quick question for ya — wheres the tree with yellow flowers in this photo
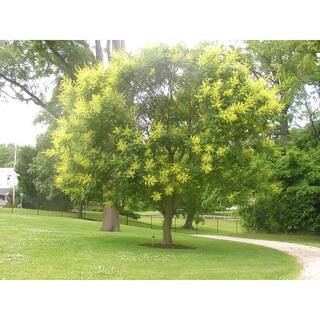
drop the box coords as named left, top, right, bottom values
left=52, top=44, right=281, bottom=247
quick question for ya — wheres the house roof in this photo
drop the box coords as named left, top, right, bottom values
left=0, top=168, right=18, bottom=188
left=0, top=187, right=11, bottom=195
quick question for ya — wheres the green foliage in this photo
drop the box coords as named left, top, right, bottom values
left=15, top=134, right=72, bottom=210
left=0, top=144, right=14, bottom=167
left=241, top=143, right=320, bottom=234
left=15, top=146, right=38, bottom=207
left=119, top=209, right=141, bottom=220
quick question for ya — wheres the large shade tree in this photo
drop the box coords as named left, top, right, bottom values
left=52, top=44, right=281, bottom=246
left=245, top=40, right=320, bottom=143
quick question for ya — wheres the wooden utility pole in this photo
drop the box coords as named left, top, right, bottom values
left=12, top=144, right=17, bottom=208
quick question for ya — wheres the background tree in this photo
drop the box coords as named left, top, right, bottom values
left=245, top=40, right=320, bottom=143
left=0, top=144, right=15, bottom=167
left=15, top=146, right=38, bottom=208
left=15, top=137, right=72, bottom=210
left=241, top=141, right=320, bottom=234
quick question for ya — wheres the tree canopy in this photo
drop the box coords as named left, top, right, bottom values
left=52, top=44, right=282, bottom=246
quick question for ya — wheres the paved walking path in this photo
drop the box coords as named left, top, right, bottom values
left=193, top=235, right=320, bottom=280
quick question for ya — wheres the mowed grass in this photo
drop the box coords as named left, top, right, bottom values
left=0, top=212, right=300, bottom=280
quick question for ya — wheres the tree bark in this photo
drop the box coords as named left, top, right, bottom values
left=279, top=108, right=290, bottom=143
left=162, top=197, right=175, bottom=247
left=183, top=212, right=195, bottom=229
left=101, top=206, right=120, bottom=232
left=112, top=40, right=121, bottom=51
left=106, top=40, right=111, bottom=62
left=95, top=40, right=104, bottom=62
left=78, top=201, right=84, bottom=219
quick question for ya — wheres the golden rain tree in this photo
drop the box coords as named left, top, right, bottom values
left=52, top=44, right=282, bottom=247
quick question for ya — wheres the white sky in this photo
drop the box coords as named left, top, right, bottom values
left=0, top=99, right=47, bottom=146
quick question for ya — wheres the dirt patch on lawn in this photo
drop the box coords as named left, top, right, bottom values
left=140, top=243, right=195, bottom=249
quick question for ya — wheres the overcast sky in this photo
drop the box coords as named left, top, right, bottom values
left=0, top=99, right=47, bottom=146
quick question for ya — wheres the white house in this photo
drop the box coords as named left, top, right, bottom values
left=0, top=168, right=18, bottom=206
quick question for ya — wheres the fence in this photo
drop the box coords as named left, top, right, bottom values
left=0, top=207, right=241, bottom=234
left=123, top=213, right=241, bottom=234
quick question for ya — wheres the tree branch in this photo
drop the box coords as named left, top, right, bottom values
left=0, top=72, right=57, bottom=119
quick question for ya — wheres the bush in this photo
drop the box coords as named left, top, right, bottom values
left=241, top=146, right=320, bottom=234
left=119, top=209, right=141, bottom=220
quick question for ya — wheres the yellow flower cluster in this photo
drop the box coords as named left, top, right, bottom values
left=159, top=169, right=169, bottom=184
left=229, top=74, right=240, bottom=87
left=123, top=126, right=131, bottom=136
left=145, top=148, right=153, bottom=157
left=73, top=153, right=90, bottom=169
left=164, top=185, right=174, bottom=196
left=151, top=192, right=161, bottom=202
left=176, top=172, right=189, bottom=184
left=201, top=153, right=212, bottom=163
left=144, top=175, right=157, bottom=186
left=80, top=131, right=93, bottom=143
left=216, top=147, right=228, bottom=157
left=220, top=110, right=237, bottom=123
left=145, top=158, right=155, bottom=171
left=205, top=144, right=213, bottom=153
left=113, top=127, right=121, bottom=135
left=201, top=145, right=213, bottom=174
left=223, top=88, right=233, bottom=97
left=191, top=135, right=201, bottom=154
left=170, top=163, right=189, bottom=184
left=116, top=139, right=127, bottom=152
left=150, top=122, right=164, bottom=140
left=134, top=133, right=143, bottom=144
left=201, top=163, right=213, bottom=174
left=127, top=161, right=140, bottom=178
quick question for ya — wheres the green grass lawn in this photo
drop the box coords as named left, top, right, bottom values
left=0, top=211, right=300, bottom=279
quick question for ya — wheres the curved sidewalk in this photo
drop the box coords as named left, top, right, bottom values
left=193, top=234, right=320, bottom=280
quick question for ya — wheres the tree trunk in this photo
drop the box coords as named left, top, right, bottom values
left=112, top=40, right=121, bottom=51
left=106, top=40, right=125, bottom=63
left=101, top=206, right=120, bottom=232
left=95, top=40, right=103, bottom=62
left=106, top=40, right=111, bottom=62
left=78, top=201, right=84, bottom=219
left=162, top=197, right=175, bottom=247
left=183, top=212, right=195, bottom=229
left=279, top=107, right=290, bottom=144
